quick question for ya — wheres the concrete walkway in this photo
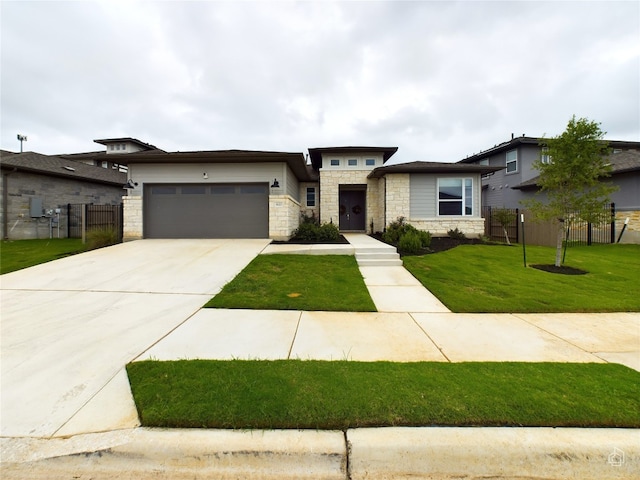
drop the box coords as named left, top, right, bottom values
left=1, top=235, right=639, bottom=479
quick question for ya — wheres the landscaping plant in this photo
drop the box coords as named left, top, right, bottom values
left=382, top=216, right=431, bottom=253
left=523, top=116, right=617, bottom=267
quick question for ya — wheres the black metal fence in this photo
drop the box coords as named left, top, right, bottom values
left=483, top=204, right=616, bottom=246
left=67, top=204, right=123, bottom=242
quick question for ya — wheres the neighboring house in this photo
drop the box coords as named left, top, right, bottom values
left=0, top=150, right=126, bottom=240
left=57, top=137, right=163, bottom=172
left=458, top=136, right=640, bottom=242
left=119, top=142, right=500, bottom=241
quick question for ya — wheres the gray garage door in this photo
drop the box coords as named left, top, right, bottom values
left=144, top=183, right=269, bottom=238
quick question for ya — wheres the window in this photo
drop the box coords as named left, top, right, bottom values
left=306, top=187, right=316, bottom=207
left=115, top=144, right=120, bottom=151
left=330, top=159, right=340, bottom=166
left=540, top=147, right=551, bottom=164
left=348, top=159, right=358, bottom=166
left=438, top=178, right=473, bottom=216
left=101, top=161, right=108, bottom=169
left=109, top=145, right=114, bottom=151
left=506, top=149, right=517, bottom=173
left=479, top=159, right=489, bottom=166
left=365, top=158, right=375, bottom=166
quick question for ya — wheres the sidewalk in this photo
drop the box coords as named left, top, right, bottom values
left=2, top=235, right=638, bottom=479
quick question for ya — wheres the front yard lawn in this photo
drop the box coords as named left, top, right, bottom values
left=403, top=244, right=640, bottom=313
left=1, top=238, right=85, bottom=274
left=205, top=254, right=376, bottom=311
left=127, top=360, right=640, bottom=429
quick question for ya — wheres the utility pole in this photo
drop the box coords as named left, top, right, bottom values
left=17, top=134, right=27, bottom=152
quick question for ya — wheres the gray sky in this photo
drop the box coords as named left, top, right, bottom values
left=2, top=1, right=638, bottom=164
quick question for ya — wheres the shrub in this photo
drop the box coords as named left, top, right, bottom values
left=86, top=227, right=118, bottom=250
left=447, top=228, right=466, bottom=240
left=398, top=231, right=423, bottom=254
left=290, top=217, right=340, bottom=242
left=382, top=217, right=431, bottom=251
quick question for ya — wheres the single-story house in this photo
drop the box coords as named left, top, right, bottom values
left=1, top=150, right=126, bottom=240
left=117, top=140, right=501, bottom=241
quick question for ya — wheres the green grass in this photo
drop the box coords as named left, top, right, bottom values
left=1, top=238, right=85, bottom=274
left=403, top=243, right=640, bottom=312
left=127, top=360, right=640, bottom=429
left=205, top=255, right=376, bottom=311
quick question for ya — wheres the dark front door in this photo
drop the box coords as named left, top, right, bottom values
left=339, top=189, right=366, bottom=231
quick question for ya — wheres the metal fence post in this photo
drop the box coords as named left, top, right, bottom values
left=610, top=203, right=616, bottom=244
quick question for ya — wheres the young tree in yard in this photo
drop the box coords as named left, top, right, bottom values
left=493, top=208, right=516, bottom=245
left=524, top=116, right=617, bottom=267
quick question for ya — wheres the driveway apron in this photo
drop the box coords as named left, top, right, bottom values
left=0, top=239, right=269, bottom=438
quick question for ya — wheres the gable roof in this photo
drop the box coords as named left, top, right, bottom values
left=117, top=149, right=318, bottom=181
left=512, top=149, right=640, bottom=190
left=308, top=147, right=398, bottom=171
left=368, top=161, right=503, bottom=179
left=0, top=151, right=127, bottom=186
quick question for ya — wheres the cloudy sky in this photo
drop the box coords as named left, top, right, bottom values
left=1, top=1, right=638, bottom=164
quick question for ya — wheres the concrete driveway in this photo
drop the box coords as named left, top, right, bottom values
left=0, top=239, right=270, bottom=438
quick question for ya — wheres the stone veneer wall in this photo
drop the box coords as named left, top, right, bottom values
left=270, top=194, right=300, bottom=240
left=615, top=209, right=640, bottom=244
left=383, top=173, right=485, bottom=237
left=384, top=174, right=410, bottom=225
left=122, top=195, right=143, bottom=241
left=320, top=169, right=381, bottom=230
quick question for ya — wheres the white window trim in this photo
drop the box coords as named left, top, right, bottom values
left=437, top=177, right=474, bottom=217
left=506, top=149, right=517, bottom=173
left=330, top=159, right=340, bottom=167
left=540, top=147, right=551, bottom=164
left=365, top=158, right=376, bottom=166
left=348, top=158, right=358, bottom=167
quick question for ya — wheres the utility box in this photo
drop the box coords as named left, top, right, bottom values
left=30, top=197, right=43, bottom=218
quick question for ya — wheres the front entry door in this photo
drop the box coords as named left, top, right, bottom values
left=339, top=190, right=366, bottom=231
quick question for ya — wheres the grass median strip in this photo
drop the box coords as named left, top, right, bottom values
left=1, top=238, right=85, bottom=274
left=403, top=244, right=640, bottom=313
left=127, top=360, right=640, bottom=429
left=204, top=254, right=376, bottom=311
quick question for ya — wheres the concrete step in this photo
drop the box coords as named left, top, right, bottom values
left=357, top=258, right=403, bottom=267
left=355, top=252, right=403, bottom=267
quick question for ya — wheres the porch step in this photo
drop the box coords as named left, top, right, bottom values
left=355, top=251, right=403, bottom=267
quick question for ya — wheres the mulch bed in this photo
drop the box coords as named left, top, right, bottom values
left=530, top=264, right=588, bottom=275
left=271, top=235, right=350, bottom=245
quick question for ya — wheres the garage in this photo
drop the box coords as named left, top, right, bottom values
left=144, top=183, right=269, bottom=238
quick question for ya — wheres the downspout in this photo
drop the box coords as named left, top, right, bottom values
left=2, top=168, right=17, bottom=240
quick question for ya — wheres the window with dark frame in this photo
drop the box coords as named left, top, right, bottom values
left=306, top=187, right=316, bottom=207
left=506, top=149, right=517, bottom=173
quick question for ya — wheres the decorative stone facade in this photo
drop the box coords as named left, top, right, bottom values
left=382, top=173, right=484, bottom=237
left=320, top=169, right=382, bottom=231
left=123, top=195, right=143, bottom=241
left=615, top=209, right=640, bottom=244
left=269, top=194, right=300, bottom=240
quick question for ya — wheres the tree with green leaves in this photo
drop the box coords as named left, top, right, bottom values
left=523, top=116, right=617, bottom=267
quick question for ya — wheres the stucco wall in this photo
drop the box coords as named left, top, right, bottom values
left=1, top=170, right=123, bottom=240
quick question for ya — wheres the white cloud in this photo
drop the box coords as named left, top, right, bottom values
left=1, top=0, right=638, bottom=162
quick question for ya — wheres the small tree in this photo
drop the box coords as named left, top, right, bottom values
left=493, top=208, right=516, bottom=245
left=523, top=116, right=617, bottom=267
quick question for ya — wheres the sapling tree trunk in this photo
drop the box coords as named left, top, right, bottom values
left=555, top=220, right=565, bottom=267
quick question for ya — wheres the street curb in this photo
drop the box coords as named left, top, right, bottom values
left=2, top=427, right=638, bottom=479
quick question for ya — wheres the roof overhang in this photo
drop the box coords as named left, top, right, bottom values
left=368, top=161, right=503, bottom=179
left=119, top=150, right=317, bottom=181
left=308, top=146, right=398, bottom=170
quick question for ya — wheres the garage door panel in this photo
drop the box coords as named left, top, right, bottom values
left=144, top=184, right=268, bottom=238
